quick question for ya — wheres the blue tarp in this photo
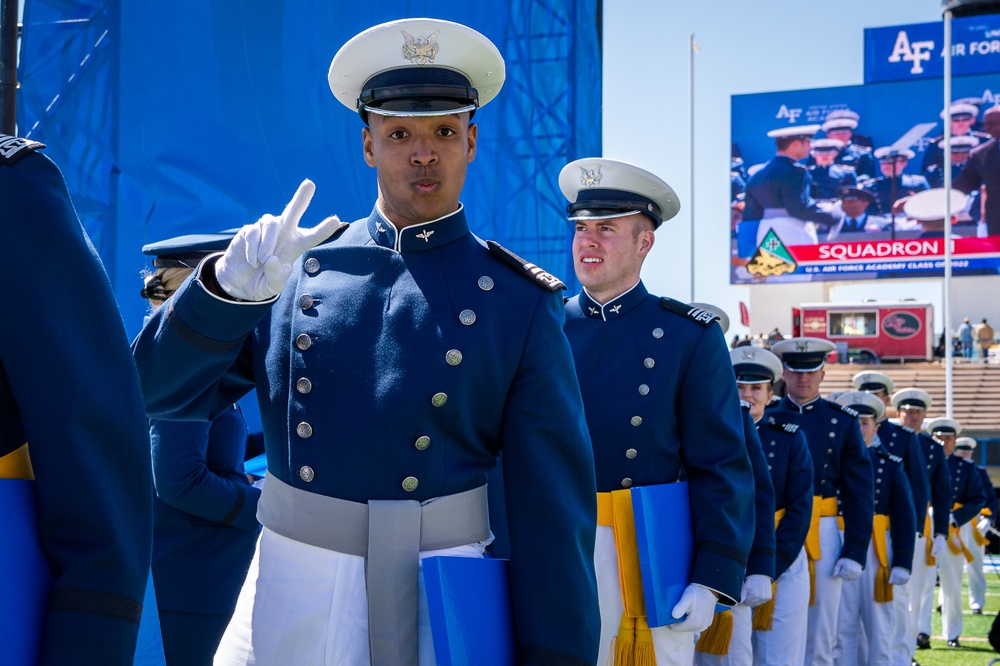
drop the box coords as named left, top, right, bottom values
left=19, top=1, right=602, bottom=340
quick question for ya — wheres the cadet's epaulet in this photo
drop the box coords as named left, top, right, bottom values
left=660, top=297, right=719, bottom=327
left=835, top=402, right=859, bottom=418
left=740, top=400, right=751, bottom=410
left=877, top=447, right=903, bottom=465
left=0, top=135, right=45, bottom=165
left=486, top=240, right=565, bottom=292
left=767, top=417, right=799, bottom=434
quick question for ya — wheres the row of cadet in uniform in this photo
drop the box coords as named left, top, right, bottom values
left=707, top=336, right=996, bottom=666
left=13, top=14, right=995, bottom=666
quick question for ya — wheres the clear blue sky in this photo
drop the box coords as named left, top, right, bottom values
left=601, top=1, right=943, bottom=332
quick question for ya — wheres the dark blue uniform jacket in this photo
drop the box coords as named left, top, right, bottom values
left=564, top=284, right=754, bottom=605
left=766, top=396, right=874, bottom=565
left=917, top=432, right=953, bottom=536
left=870, top=442, right=916, bottom=570
left=133, top=205, right=601, bottom=665
left=150, top=405, right=260, bottom=615
left=743, top=156, right=838, bottom=227
left=757, top=415, right=814, bottom=579
left=0, top=139, right=152, bottom=664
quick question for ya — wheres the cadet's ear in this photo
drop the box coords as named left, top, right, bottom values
left=362, top=126, right=376, bottom=168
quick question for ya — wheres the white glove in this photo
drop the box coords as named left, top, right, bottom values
left=832, top=557, right=863, bottom=581
left=978, top=516, right=992, bottom=536
left=740, top=574, right=773, bottom=607
left=931, top=535, right=947, bottom=557
left=949, top=513, right=959, bottom=529
left=668, top=583, right=718, bottom=633
left=215, top=180, right=343, bottom=302
left=888, top=566, right=910, bottom=586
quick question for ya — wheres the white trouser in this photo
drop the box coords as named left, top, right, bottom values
left=752, top=548, right=809, bottom=666
left=939, top=523, right=971, bottom=641
left=804, top=517, right=844, bottom=666
left=214, top=526, right=483, bottom=665
left=596, top=525, right=695, bottom=666
left=755, top=216, right=818, bottom=247
left=890, top=539, right=920, bottom=666
left=833, top=535, right=894, bottom=666
left=916, top=535, right=938, bottom=636
left=693, top=603, right=752, bottom=666
left=967, top=531, right=987, bottom=611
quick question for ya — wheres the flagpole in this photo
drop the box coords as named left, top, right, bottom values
left=689, top=33, right=696, bottom=303
left=944, top=10, right=954, bottom=418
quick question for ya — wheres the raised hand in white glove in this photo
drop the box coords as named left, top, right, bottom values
left=978, top=516, right=992, bottom=536
left=668, top=583, right=718, bottom=633
left=931, top=534, right=947, bottom=558
left=888, top=566, right=911, bottom=586
left=740, top=574, right=773, bottom=608
left=832, top=557, right=863, bottom=581
left=215, top=180, right=343, bottom=302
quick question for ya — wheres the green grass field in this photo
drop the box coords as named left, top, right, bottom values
left=913, top=555, right=1000, bottom=666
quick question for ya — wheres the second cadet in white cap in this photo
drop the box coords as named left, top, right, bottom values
left=924, top=418, right=987, bottom=648
left=561, top=159, right=754, bottom=666
left=767, top=337, right=874, bottom=666
left=830, top=392, right=915, bottom=666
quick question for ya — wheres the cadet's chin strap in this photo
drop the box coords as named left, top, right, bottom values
left=752, top=509, right=786, bottom=631
left=872, top=515, right=892, bottom=603
left=597, top=491, right=656, bottom=666
left=0, top=442, right=33, bottom=480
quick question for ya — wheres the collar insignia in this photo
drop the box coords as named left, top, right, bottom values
left=610, top=304, right=622, bottom=313
left=416, top=229, right=435, bottom=242
left=588, top=307, right=599, bottom=315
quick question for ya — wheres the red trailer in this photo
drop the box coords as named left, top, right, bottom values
left=791, top=301, right=934, bottom=363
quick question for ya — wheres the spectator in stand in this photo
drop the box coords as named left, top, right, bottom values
left=976, top=318, right=994, bottom=358
left=958, top=317, right=974, bottom=358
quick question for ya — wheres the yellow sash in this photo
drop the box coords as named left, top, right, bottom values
left=872, top=515, right=892, bottom=603
left=947, top=502, right=975, bottom=563
left=805, top=497, right=839, bottom=605
left=0, top=443, right=34, bottom=480
left=923, top=511, right=937, bottom=566
left=598, top=491, right=656, bottom=666
left=752, top=509, right=785, bottom=632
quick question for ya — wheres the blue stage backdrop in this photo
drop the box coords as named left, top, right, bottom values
left=18, top=1, right=602, bottom=340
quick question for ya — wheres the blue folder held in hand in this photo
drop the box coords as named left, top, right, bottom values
left=0, top=479, right=51, bottom=666
left=423, top=556, right=515, bottom=666
left=630, top=481, right=694, bottom=627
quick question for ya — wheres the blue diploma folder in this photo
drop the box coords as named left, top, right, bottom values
left=0, top=479, right=51, bottom=666
left=631, top=481, right=694, bottom=627
left=423, top=556, right=515, bottom=666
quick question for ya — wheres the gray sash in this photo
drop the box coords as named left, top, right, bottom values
left=257, top=472, right=490, bottom=665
